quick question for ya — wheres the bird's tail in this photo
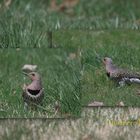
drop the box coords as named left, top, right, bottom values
left=123, top=77, right=140, bottom=84
left=129, top=78, right=140, bottom=84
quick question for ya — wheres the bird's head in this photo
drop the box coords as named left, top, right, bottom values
left=103, top=57, right=113, bottom=65
left=23, top=72, right=41, bottom=81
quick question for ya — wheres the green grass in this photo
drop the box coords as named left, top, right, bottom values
left=81, top=30, right=140, bottom=106
left=53, top=30, right=140, bottom=106
left=0, top=0, right=140, bottom=118
left=0, top=1, right=140, bottom=140
left=0, top=48, right=81, bottom=118
left=1, top=30, right=140, bottom=118
left=0, top=0, right=140, bottom=48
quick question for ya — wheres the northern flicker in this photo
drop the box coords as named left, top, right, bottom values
left=22, top=72, right=44, bottom=109
left=103, top=57, right=140, bottom=86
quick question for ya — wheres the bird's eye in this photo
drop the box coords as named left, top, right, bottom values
left=104, top=58, right=106, bottom=61
left=31, top=73, right=35, bottom=76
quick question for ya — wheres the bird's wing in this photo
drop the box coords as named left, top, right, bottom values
left=111, top=69, right=140, bottom=79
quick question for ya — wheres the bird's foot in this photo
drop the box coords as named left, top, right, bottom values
left=24, top=102, right=28, bottom=111
left=118, top=81, right=126, bottom=87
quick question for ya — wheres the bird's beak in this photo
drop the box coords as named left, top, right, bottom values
left=22, top=72, right=33, bottom=81
left=22, top=72, right=29, bottom=76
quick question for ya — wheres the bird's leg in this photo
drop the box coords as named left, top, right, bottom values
left=118, top=80, right=126, bottom=87
left=122, top=78, right=132, bottom=85
left=118, top=77, right=131, bottom=87
left=24, top=102, right=28, bottom=111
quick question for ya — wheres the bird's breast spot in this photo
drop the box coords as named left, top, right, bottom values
left=27, top=89, right=40, bottom=96
left=106, top=72, right=110, bottom=77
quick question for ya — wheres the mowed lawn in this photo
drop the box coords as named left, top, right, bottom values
left=1, top=30, right=140, bottom=118
left=1, top=108, right=140, bottom=140
left=0, top=48, right=81, bottom=118
left=53, top=30, right=140, bottom=106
